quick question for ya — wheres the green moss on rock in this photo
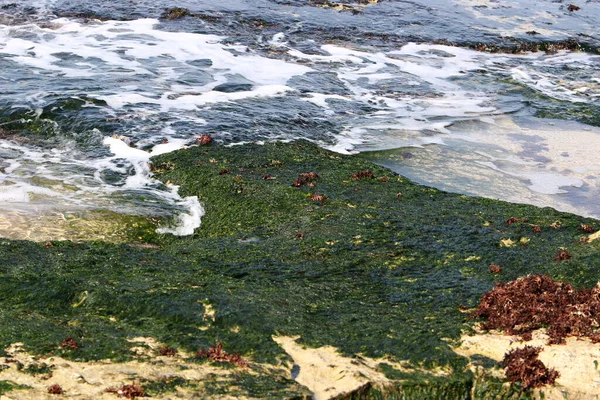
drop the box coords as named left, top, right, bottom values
left=0, top=380, right=29, bottom=395
left=0, top=140, right=599, bottom=397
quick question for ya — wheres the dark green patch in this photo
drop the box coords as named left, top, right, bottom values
left=141, top=376, right=195, bottom=396
left=22, top=362, right=54, bottom=375
left=336, top=378, right=473, bottom=400
left=0, top=380, right=29, bottom=395
left=337, top=372, right=536, bottom=399
left=471, top=374, right=536, bottom=400
left=202, top=371, right=310, bottom=399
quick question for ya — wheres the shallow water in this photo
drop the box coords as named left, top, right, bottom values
left=0, top=0, right=599, bottom=240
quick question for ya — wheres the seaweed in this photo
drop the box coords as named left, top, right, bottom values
left=308, top=193, right=327, bottom=203
left=471, top=274, right=600, bottom=344
left=196, top=134, right=213, bottom=145
left=502, top=346, right=559, bottom=390
left=23, top=362, right=54, bottom=375
left=292, top=171, right=319, bottom=187
left=0, top=140, right=599, bottom=396
left=59, top=336, right=78, bottom=350
left=505, top=217, right=524, bottom=225
left=579, top=224, right=594, bottom=233
left=0, top=381, right=29, bottom=395
left=553, top=249, right=572, bottom=261
left=160, top=7, right=190, bottom=20
left=196, top=343, right=248, bottom=368
left=141, top=376, right=191, bottom=396
left=158, top=346, right=177, bottom=357
left=350, top=170, right=375, bottom=180
left=488, top=263, right=501, bottom=274
left=47, top=384, right=64, bottom=395
left=105, top=383, right=146, bottom=398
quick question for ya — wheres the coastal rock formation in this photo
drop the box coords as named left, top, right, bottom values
left=1, top=141, right=600, bottom=398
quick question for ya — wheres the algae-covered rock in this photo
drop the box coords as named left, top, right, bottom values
left=1, top=140, right=600, bottom=398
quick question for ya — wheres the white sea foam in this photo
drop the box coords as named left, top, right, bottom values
left=0, top=184, right=46, bottom=202
left=0, top=16, right=313, bottom=138
left=288, top=43, right=598, bottom=154
left=523, top=173, right=584, bottom=195
left=0, top=15, right=599, bottom=239
left=0, top=17, right=317, bottom=238
left=289, top=43, right=499, bottom=151
left=156, top=195, right=204, bottom=236
left=101, top=136, right=204, bottom=235
left=285, top=41, right=600, bottom=217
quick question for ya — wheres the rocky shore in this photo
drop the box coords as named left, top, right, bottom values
left=1, top=140, right=600, bottom=399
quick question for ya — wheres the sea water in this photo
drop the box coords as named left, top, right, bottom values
left=0, top=0, right=598, bottom=240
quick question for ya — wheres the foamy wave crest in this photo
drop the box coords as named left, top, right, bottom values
left=156, top=195, right=203, bottom=236
left=102, top=136, right=203, bottom=236
left=0, top=17, right=316, bottom=240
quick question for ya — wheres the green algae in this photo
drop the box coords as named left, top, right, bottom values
left=0, top=140, right=599, bottom=396
left=202, top=371, right=311, bottom=399
left=471, top=375, right=537, bottom=400
left=22, top=362, right=54, bottom=375
left=334, top=379, right=473, bottom=400
left=141, top=376, right=196, bottom=396
left=0, top=380, right=29, bottom=395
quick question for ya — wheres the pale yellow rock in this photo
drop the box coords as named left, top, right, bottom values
left=589, top=230, right=600, bottom=242
left=273, top=335, right=390, bottom=399
left=272, top=336, right=451, bottom=400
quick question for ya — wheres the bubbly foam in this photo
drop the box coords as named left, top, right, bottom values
left=0, top=15, right=599, bottom=239
left=0, top=17, right=314, bottom=239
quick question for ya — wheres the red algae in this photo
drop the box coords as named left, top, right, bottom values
left=196, top=342, right=248, bottom=367
left=471, top=274, right=600, bottom=345
left=502, top=346, right=559, bottom=389
left=105, top=383, right=145, bottom=398
left=350, top=170, right=375, bottom=180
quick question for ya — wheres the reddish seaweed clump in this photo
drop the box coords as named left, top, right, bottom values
left=554, top=249, right=571, bottom=261
left=502, top=346, right=559, bottom=389
left=471, top=274, right=600, bottom=344
left=59, top=336, right=78, bottom=350
left=505, top=217, right=523, bottom=225
left=105, top=384, right=146, bottom=398
left=308, top=193, right=327, bottom=203
left=158, top=346, right=177, bottom=356
left=292, top=171, right=319, bottom=187
left=196, top=134, right=213, bottom=145
left=579, top=224, right=594, bottom=233
left=196, top=342, right=248, bottom=367
left=47, top=384, right=64, bottom=395
left=350, top=170, right=375, bottom=180
left=489, top=263, right=501, bottom=274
